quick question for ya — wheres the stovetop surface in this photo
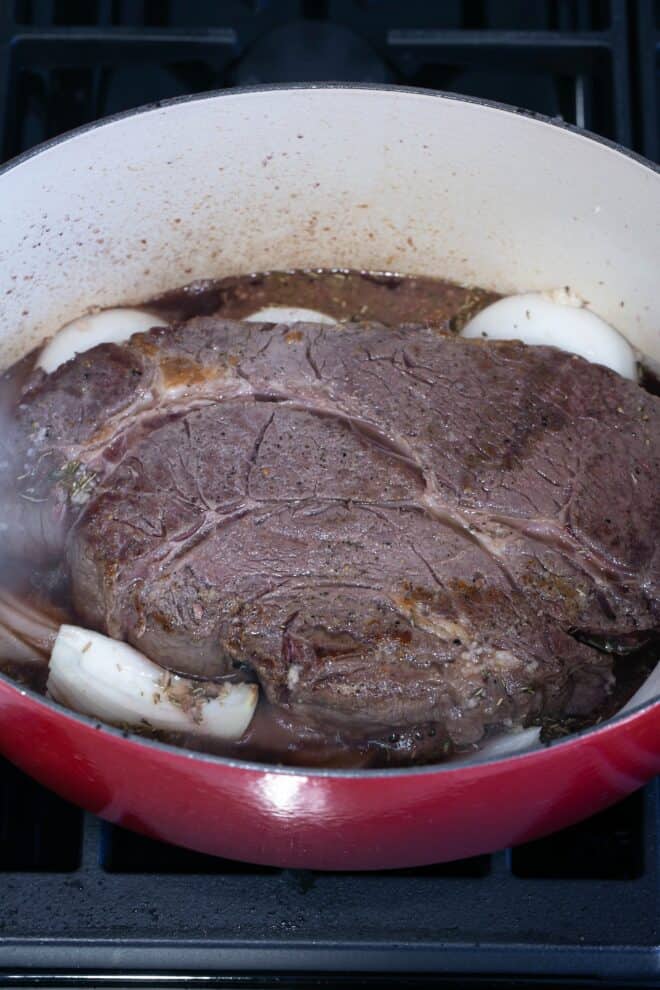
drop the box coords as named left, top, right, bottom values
left=1, top=0, right=658, bottom=163
left=0, top=1, right=658, bottom=986
left=0, top=760, right=658, bottom=984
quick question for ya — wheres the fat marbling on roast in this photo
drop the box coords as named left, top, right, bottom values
left=1, top=316, right=658, bottom=757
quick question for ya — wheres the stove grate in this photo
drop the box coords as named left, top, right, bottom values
left=0, top=758, right=657, bottom=979
left=1, top=1, right=657, bottom=164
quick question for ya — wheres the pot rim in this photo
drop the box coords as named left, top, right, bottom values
left=1, top=82, right=658, bottom=182
left=1, top=664, right=657, bottom=779
left=0, top=82, right=657, bottom=779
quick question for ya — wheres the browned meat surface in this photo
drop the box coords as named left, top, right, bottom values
left=2, top=317, right=658, bottom=757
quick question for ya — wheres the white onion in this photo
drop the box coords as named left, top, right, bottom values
left=450, top=726, right=541, bottom=764
left=47, top=625, right=257, bottom=740
left=461, top=291, right=637, bottom=380
left=618, top=661, right=660, bottom=715
left=245, top=305, right=334, bottom=324
left=0, top=588, right=58, bottom=664
left=38, top=308, right=161, bottom=374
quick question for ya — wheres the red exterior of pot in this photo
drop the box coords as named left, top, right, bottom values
left=0, top=675, right=658, bottom=870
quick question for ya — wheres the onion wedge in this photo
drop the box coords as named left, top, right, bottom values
left=461, top=290, right=637, bottom=380
left=38, top=308, right=161, bottom=374
left=47, top=625, right=257, bottom=740
left=245, top=305, right=334, bottom=324
left=0, top=588, right=59, bottom=664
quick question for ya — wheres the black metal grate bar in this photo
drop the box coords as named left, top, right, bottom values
left=635, top=0, right=659, bottom=161
left=7, top=27, right=238, bottom=66
left=0, top=757, right=658, bottom=978
left=386, top=26, right=631, bottom=144
left=1, top=0, right=655, bottom=163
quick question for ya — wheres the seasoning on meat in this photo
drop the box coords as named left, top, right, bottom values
left=1, top=315, right=658, bottom=764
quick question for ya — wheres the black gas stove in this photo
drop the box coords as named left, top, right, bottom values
left=0, top=1, right=658, bottom=987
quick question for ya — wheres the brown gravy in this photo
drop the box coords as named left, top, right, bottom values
left=147, top=268, right=499, bottom=331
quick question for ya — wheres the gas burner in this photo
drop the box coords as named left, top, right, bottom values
left=230, top=19, right=394, bottom=85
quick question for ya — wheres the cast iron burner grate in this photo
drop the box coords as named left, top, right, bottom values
left=0, top=0, right=658, bottom=163
left=0, top=756, right=658, bottom=981
left=0, top=0, right=658, bottom=985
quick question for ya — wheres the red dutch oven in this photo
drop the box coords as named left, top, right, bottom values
left=0, top=86, right=658, bottom=870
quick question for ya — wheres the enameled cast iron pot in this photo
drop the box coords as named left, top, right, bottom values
left=0, top=86, right=658, bottom=870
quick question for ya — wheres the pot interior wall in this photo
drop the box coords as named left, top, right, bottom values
left=0, top=87, right=658, bottom=368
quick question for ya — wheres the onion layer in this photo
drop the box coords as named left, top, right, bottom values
left=38, top=308, right=161, bottom=374
left=461, top=291, right=637, bottom=380
left=0, top=588, right=59, bottom=664
left=245, top=305, right=334, bottom=324
left=47, top=625, right=258, bottom=740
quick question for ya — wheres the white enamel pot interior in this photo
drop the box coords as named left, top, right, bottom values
left=0, top=85, right=658, bottom=761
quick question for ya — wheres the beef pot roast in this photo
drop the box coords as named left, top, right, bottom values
left=2, top=318, right=658, bottom=754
